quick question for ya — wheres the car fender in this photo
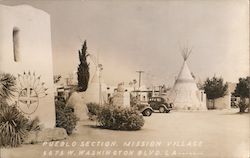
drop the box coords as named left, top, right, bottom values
left=160, top=104, right=169, bottom=110
left=140, top=106, right=153, bottom=112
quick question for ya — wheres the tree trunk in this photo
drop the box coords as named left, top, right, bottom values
left=248, top=100, right=250, bottom=113
left=212, top=99, right=215, bottom=109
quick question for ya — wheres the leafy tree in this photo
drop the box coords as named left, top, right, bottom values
left=234, top=77, right=250, bottom=112
left=77, top=40, right=90, bottom=92
left=203, top=76, right=228, bottom=109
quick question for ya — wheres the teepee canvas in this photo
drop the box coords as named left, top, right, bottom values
left=169, top=47, right=207, bottom=111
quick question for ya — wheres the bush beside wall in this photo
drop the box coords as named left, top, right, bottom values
left=0, top=101, right=40, bottom=148
left=55, top=101, right=79, bottom=135
left=87, top=102, right=100, bottom=116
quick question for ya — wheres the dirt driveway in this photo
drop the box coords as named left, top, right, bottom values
left=1, top=109, right=249, bottom=158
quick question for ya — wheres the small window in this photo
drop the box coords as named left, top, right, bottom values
left=13, top=28, right=20, bottom=62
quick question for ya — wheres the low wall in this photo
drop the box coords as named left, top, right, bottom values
left=207, top=94, right=231, bottom=109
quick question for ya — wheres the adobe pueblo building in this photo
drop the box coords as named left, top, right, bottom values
left=0, top=5, right=55, bottom=128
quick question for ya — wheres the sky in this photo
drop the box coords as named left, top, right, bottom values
left=0, top=0, right=249, bottom=87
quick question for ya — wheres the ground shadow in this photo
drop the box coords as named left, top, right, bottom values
left=81, top=123, right=154, bottom=133
left=82, top=124, right=133, bottom=131
left=220, top=111, right=249, bottom=115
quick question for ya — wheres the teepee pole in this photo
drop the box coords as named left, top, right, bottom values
left=181, top=46, right=193, bottom=61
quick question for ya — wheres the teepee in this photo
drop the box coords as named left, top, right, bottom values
left=168, top=47, right=207, bottom=111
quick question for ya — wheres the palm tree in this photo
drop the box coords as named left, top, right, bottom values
left=0, top=73, right=16, bottom=100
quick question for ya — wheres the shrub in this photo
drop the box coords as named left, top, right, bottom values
left=0, top=101, right=41, bottom=148
left=0, top=72, right=40, bottom=148
left=97, top=105, right=144, bottom=130
left=133, top=103, right=147, bottom=111
left=26, top=117, right=41, bottom=132
left=130, top=95, right=139, bottom=107
left=0, top=73, right=16, bottom=100
left=87, top=102, right=100, bottom=116
left=55, top=100, right=79, bottom=135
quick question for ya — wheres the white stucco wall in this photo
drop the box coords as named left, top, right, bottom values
left=207, top=94, right=231, bottom=110
left=112, top=92, right=130, bottom=107
left=214, top=94, right=231, bottom=109
left=0, top=5, right=55, bottom=128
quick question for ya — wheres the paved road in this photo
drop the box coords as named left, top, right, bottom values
left=1, top=109, right=249, bottom=158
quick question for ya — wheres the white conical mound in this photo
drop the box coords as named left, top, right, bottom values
left=82, top=66, right=107, bottom=104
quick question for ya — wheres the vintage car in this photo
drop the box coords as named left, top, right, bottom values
left=148, top=97, right=173, bottom=113
left=133, top=102, right=153, bottom=117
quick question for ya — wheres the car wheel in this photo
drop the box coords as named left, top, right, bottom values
left=159, top=106, right=165, bottom=113
left=165, top=109, right=170, bottom=113
left=143, top=109, right=152, bottom=116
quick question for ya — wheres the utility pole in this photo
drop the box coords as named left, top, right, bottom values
left=98, top=64, right=103, bottom=106
left=136, top=70, right=144, bottom=89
